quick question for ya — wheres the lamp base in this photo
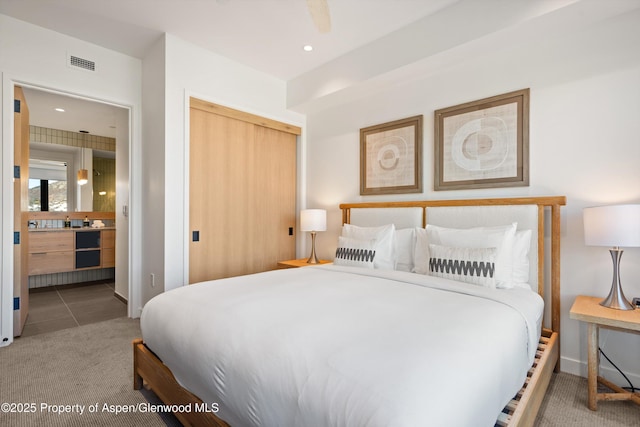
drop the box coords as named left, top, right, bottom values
left=600, top=249, right=635, bottom=310
left=306, top=231, right=319, bottom=264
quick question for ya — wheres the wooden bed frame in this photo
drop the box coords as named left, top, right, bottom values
left=133, top=196, right=566, bottom=427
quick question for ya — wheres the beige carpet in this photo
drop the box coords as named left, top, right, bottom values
left=1, top=317, right=638, bottom=426
left=0, top=317, right=173, bottom=426
left=535, top=371, right=639, bottom=426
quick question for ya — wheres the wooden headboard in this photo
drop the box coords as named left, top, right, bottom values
left=339, top=196, right=566, bottom=339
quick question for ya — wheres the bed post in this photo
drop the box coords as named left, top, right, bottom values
left=537, top=205, right=545, bottom=300
left=551, top=202, right=562, bottom=372
left=342, top=208, right=350, bottom=225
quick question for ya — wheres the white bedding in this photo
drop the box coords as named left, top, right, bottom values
left=141, top=265, right=543, bottom=427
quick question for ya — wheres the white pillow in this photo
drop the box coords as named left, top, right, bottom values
left=414, top=223, right=517, bottom=288
left=413, top=227, right=432, bottom=275
left=428, top=244, right=497, bottom=288
left=513, top=229, right=532, bottom=288
left=334, top=236, right=376, bottom=268
left=341, top=223, right=396, bottom=270
left=395, top=228, right=415, bottom=272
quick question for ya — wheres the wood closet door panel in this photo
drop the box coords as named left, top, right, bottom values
left=189, top=105, right=296, bottom=284
left=253, top=125, right=297, bottom=267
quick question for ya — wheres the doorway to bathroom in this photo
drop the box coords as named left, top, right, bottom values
left=15, top=85, right=130, bottom=338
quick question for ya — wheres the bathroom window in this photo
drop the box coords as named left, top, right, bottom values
left=28, top=158, right=69, bottom=212
left=29, top=178, right=68, bottom=211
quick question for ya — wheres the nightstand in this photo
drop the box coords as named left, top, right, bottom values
left=569, top=295, right=640, bottom=410
left=277, top=259, right=331, bottom=269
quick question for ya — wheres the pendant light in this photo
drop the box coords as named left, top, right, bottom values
left=77, top=164, right=88, bottom=185
left=77, top=131, right=88, bottom=185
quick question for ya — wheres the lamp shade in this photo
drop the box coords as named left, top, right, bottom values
left=77, top=168, right=88, bottom=186
left=584, top=204, right=640, bottom=247
left=300, top=209, right=326, bottom=232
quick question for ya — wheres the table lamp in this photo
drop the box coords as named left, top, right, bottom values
left=300, top=209, right=326, bottom=264
left=583, top=204, right=640, bottom=310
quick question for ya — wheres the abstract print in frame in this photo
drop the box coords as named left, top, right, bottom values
left=434, top=89, right=529, bottom=191
left=360, top=115, right=423, bottom=195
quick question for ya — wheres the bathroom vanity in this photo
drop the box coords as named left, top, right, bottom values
left=28, top=228, right=115, bottom=275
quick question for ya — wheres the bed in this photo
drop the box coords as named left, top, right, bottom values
left=133, top=196, right=565, bottom=427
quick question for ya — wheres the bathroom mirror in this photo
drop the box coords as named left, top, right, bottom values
left=29, top=138, right=116, bottom=213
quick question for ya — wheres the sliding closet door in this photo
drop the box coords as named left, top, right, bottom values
left=189, top=98, right=298, bottom=283
left=253, top=125, right=297, bottom=265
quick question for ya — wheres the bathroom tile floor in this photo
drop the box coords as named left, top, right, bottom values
left=19, top=281, right=127, bottom=338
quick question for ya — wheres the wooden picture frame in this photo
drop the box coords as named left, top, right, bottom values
left=434, top=89, right=529, bottom=191
left=360, top=115, right=423, bottom=195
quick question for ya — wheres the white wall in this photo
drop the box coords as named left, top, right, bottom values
left=140, top=35, right=166, bottom=308
left=115, top=107, right=130, bottom=301
left=0, top=14, right=142, bottom=344
left=302, top=11, right=640, bottom=385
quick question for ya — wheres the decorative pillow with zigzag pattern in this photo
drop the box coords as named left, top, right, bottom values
left=428, top=244, right=497, bottom=288
left=341, top=223, right=396, bottom=270
left=414, top=223, right=516, bottom=288
left=334, top=236, right=377, bottom=268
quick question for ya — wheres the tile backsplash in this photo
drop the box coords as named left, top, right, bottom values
left=30, top=125, right=115, bottom=151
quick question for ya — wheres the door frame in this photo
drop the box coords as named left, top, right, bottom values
left=1, top=76, right=140, bottom=346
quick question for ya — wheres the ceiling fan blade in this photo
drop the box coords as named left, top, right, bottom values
left=306, top=0, right=331, bottom=33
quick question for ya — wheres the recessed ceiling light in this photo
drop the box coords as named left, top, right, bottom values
left=303, top=45, right=313, bottom=52
left=54, top=108, right=65, bottom=112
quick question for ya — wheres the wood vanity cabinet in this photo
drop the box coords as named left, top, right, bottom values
left=28, top=229, right=115, bottom=275
left=28, top=231, right=74, bottom=275
left=101, top=229, right=115, bottom=268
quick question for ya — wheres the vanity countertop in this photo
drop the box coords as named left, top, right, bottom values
left=29, top=226, right=116, bottom=232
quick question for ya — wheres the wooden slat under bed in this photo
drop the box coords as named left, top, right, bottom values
left=496, top=329, right=559, bottom=427
left=133, top=196, right=566, bottom=427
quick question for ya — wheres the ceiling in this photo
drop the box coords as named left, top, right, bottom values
left=1, top=0, right=459, bottom=138
left=4, top=0, right=638, bottom=139
left=0, top=0, right=459, bottom=81
left=20, top=87, right=124, bottom=139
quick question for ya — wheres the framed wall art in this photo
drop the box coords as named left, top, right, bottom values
left=360, top=115, right=423, bottom=195
left=434, top=89, right=529, bottom=191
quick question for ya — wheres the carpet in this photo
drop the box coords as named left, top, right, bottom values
left=535, top=371, right=639, bottom=426
left=0, top=317, right=175, bottom=426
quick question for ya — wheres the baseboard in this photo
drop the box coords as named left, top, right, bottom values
left=561, top=356, right=640, bottom=389
left=114, top=291, right=127, bottom=304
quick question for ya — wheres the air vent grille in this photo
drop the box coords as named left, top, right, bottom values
left=69, top=55, right=96, bottom=72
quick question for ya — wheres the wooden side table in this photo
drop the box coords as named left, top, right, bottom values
left=277, top=259, right=331, bottom=269
left=569, top=295, right=640, bottom=410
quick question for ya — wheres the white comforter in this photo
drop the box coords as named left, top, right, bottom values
left=141, top=265, right=543, bottom=427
